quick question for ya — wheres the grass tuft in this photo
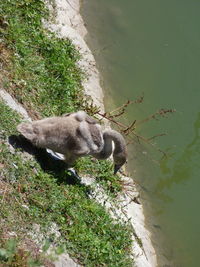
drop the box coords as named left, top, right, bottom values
left=0, top=0, right=84, bottom=118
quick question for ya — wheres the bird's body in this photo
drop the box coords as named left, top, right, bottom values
left=17, top=111, right=127, bottom=172
left=63, top=111, right=103, bottom=153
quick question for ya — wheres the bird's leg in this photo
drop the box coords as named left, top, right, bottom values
left=64, top=152, right=77, bottom=167
left=64, top=153, right=81, bottom=180
left=67, top=167, right=80, bottom=180
left=68, top=155, right=78, bottom=166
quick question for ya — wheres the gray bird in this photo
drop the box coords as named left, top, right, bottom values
left=17, top=111, right=127, bottom=173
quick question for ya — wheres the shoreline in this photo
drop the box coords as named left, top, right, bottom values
left=44, top=0, right=105, bottom=112
left=43, top=0, right=158, bottom=266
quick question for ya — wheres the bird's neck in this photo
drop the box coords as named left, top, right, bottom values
left=104, top=129, right=126, bottom=154
left=95, top=129, right=126, bottom=159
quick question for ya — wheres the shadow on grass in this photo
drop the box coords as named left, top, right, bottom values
left=8, top=135, right=83, bottom=186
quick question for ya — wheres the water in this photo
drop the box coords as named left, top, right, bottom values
left=81, top=1, right=200, bottom=266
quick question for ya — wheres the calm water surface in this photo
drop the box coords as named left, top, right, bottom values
left=82, top=1, right=200, bottom=266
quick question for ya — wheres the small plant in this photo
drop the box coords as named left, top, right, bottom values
left=0, top=239, right=43, bottom=267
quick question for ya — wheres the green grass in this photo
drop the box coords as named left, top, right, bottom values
left=75, top=157, right=123, bottom=195
left=0, top=0, right=134, bottom=265
left=0, top=0, right=85, bottom=118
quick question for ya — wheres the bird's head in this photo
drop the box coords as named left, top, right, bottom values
left=113, top=152, right=127, bottom=174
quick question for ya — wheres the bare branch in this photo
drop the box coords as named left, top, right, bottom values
left=81, top=94, right=174, bottom=157
left=136, top=108, right=176, bottom=126
left=148, top=133, right=167, bottom=141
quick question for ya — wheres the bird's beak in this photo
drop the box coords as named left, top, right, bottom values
left=114, top=164, right=121, bottom=174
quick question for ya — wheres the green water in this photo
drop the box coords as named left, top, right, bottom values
left=82, top=1, right=200, bottom=266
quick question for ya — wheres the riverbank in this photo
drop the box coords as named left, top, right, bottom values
left=43, top=0, right=157, bottom=266
left=1, top=1, right=134, bottom=266
left=0, top=0, right=157, bottom=266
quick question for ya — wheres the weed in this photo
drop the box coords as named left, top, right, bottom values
left=0, top=238, right=49, bottom=267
